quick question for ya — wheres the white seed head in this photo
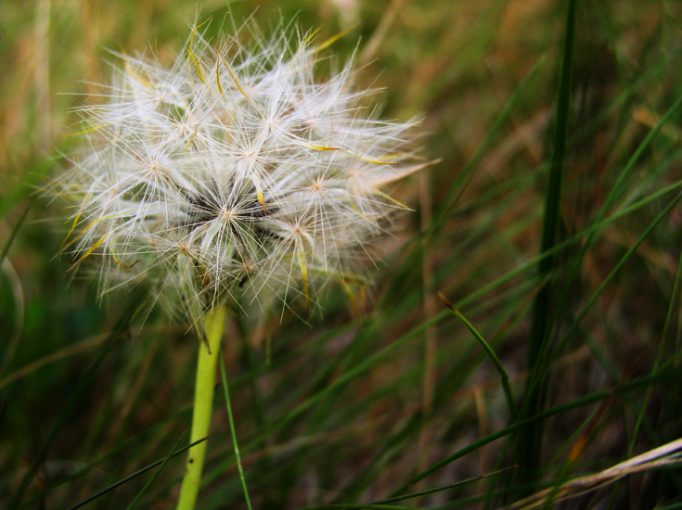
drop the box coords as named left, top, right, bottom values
left=53, top=22, right=425, bottom=329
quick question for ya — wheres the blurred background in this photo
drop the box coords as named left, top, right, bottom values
left=1, top=1, right=681, bottom=508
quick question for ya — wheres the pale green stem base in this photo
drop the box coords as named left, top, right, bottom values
left=176, top=305, right=227, bottom=510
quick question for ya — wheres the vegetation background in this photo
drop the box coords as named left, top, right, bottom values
left=1, top=0, right=681, bottom=508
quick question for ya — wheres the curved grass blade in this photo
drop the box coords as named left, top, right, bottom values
left=67, top=437, right=207, bottom=510
left=0, top=204, right=30, bottom=266
left=437, top=292, right=516, bottom=418
left=125, top=432, right=187, bottom=510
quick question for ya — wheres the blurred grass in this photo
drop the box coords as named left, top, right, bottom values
left=1, top=1, right=681, bottom=509
left=515, top=0, right=575, bottom=494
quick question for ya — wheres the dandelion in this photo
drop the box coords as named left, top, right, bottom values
left=52, top=19, right=426, bottom=509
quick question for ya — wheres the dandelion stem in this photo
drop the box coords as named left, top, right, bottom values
left=176, top=304, right=227, bottom=510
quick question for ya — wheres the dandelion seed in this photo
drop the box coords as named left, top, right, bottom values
left=52, top=21, right=423, bottom=329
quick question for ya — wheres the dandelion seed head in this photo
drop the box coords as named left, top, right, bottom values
left=53, top=20, right=425, bottom=330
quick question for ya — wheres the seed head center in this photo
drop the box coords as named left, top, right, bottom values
left=221, top=207, right=236, bottom=222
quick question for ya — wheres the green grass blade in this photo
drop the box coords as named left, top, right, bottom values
left=392, top=366, right=678, bottom=495
left=517, top=0, right=577, bottom=492
left=66, top=437, right=208, bottom=510
left=126, top=432, right=187, bottom=510
left=9, top=293, right=144, bottom=508
left=437, top=292, right=516, bottom=418
left=0, top=204, right=30, bottom=266
left=219, top=356, right=254, bottom=510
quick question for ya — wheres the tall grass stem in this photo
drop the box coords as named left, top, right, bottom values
left=517, top=0, right=577, bottom=493
left=219, top=355, right=254, bottom=510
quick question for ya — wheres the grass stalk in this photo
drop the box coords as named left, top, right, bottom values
left=176, top=304, right=226, bottom=510
left=515, top=0, right=577, bottom=493
left=438, top=292, right=516, bottom=419
left=126, top=433, right=186, bottom=510
left=417, top=168, right=437, bottom=478
left=219, top=354, right=254, bottom=510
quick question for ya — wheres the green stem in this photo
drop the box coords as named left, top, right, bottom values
left=176, top=305, right=227, bottom=510
left=516, top=0, right=576, bottom=494
left=220, top=356, right=254, bottom=510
